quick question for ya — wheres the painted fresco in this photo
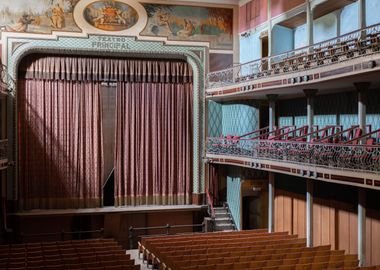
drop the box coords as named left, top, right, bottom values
left=83, top=1, right=138, bottom=31
left=0, top=0, right=80, bottom=33
left=141, top=4, right=233, bottom=50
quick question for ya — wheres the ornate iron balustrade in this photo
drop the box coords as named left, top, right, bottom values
left=207, top=138, right=380, bottom=173
left=206, top=23, right=380, bottom=89
left=0, top=64, right=15, bottom=95
left=0, top=139, right=7, bottom=161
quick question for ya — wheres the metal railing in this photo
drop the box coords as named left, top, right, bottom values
left=128, top=223, right=205, bottom=249
left=207, top=138, right=380, bottom=173
left=206, top=188, right=215, bottom=219
left=206, top=23, right=380, bottom=89
left=0, top=139, right=8, bottom=160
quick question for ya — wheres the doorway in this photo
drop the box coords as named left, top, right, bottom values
left=242, top=196, right=262, bottom=230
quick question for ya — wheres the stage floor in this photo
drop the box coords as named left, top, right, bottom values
left=10, top=205, right=205, bottom=217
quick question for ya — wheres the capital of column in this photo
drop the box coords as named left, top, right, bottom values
left=354, top=82, right=371, bottom=93
left=303, top=89, right=318, bottom=97
left=266, top=94, right=278, bottom=101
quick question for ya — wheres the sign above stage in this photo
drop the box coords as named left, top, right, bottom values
left=91, top=36, right=130, bottom=50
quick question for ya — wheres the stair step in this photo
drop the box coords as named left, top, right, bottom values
left=215, top=217, right=232, bottom=222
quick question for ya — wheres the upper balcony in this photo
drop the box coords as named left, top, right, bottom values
left=0, top=139, right=8, bottom=170
left=206, top=125, right=380, bottom=191
left=206, top=23, right=380, bottom=99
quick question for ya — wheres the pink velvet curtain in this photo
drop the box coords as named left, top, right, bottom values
left=18, top=79, right=104, bottom=209
left=115, top=82, right=193, bottom=205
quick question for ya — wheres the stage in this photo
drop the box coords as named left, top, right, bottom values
left=10, top=204, right=205, bottom=217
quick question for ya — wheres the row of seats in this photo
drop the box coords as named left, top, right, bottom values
left=221, top=125, right=380, bottom=145
left=0, top=238, right=140, bottom=270
left=138, top=230, right=378, bottom=270
left=236, top=30, right=380, bottom=83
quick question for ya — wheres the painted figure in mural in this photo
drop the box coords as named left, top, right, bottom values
left=177, top=19, right=195, bottom=37
left=141, top=4, right=233, bottom=50
left=50, top=4, right=65, bottom=29
left=149, top=10, right=173, bottom=36
left=84, top=1, right=138, bottom=31
left=6, top=14, right=35, bottom=32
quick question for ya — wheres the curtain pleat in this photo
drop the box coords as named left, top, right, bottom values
left=18, top=79, right=104, bottom=210
left=20, top=55, right=192, bottom=83
left=115, top=82, right=193, bottom=206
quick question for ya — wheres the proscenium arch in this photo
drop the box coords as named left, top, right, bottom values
left=6, top=34, right=207, bottom=203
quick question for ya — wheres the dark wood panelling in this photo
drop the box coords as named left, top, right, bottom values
left=279, top=12, right=306, bottom=28
left=314, top=0, right=357, bottom=19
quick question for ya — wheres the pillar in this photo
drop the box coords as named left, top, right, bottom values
left=358, top=188, right=366, bottom=266
left=358, top=0, right=366, bottom=29
left=306, top=0, right=314, bottom=46
left=306, top=179, right=313, bottom=247
left=267, top=94, right=278, bottom=132
left=268, top=172, right=275, bottom=233
left=354, top=82, right=370, bottom=133
left=303, top=89, right=318, bottom=141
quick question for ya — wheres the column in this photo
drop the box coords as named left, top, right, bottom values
left=268, top=173, right=275, bottom=233
left=303, top=89, right=318, bottom=141
left=354, top=82, right=370, bottom=133
left=335, top=9, right=342, bottom=37
left=267, top=94, right=278, bottom=132
left=358, top=0, right=366, bottom=29
left=306, top=0, right=314, bottom=46
left=358, top=188, right=366, bottom=266
left=306, top=179, right=313, bottom=247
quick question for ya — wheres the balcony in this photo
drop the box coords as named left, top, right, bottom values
left=206, top=127, right=380, bottom=190
left=206, top=23, right=380, bottom=97
left=0, top=139, right=8, bottom=170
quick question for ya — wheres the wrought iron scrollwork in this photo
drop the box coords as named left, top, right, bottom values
left=207, top=138, right=380, bottom=173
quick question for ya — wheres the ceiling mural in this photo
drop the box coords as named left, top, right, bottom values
left=140, top=3, right=233, bottom=50
left=0, top=0, right=234, bottom=50
left=83, top=1, right=138, bottom=31
left=0, top=0, right=81, bottom=33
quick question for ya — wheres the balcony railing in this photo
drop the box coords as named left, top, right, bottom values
left=206, top=23, right=380, bottom=90
left=0, top=139, right=8, bottom=160
left=207, top=138, right=380, bottom=174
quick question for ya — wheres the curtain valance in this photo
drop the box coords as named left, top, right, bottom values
left=20, top=55, right=193, bottom=83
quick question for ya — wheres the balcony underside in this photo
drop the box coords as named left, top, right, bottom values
left=207, top=153, right=380, bottom=191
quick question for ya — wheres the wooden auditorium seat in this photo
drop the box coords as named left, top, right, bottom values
left=0, top=238, right=139, bottom=270
left=138, top=230, right=369, bottom=270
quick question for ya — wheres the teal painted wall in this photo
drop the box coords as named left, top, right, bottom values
left=227, top=173, right=242, bottom=230
left=340, top=2, right=359, bottom=34
left=222, top=102, right=259, bottom=136
left=239, top=31, right=262, bottom=64
left=313, top=13, right=338, bottom=43
left=208, top=101, right=223, bottom=137
left=208, top=101, right=259, bottom=137
left=272, top=25, right=294, bottom=55
left=366, top=0, right=380, bottom=26
left=294, top=24, right=307, bottom=49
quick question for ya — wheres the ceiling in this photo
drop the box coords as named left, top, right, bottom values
left=313, top=0, right=357, bottom=19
